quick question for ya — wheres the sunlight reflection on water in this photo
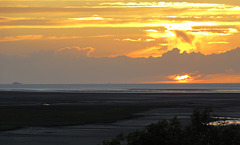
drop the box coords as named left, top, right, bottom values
left=208, top=117, right=240, bottom=126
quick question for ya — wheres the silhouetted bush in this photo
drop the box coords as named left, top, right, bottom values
left=99, top=107, right=240, bottom=145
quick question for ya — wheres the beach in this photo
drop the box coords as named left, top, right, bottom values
left=0, top=91, right=240, bottom=145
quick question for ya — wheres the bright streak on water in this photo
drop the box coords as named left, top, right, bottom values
left=209, top=117, right=240, bottom=126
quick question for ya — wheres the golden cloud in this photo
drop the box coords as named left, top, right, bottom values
left=1, top=1, right=240, bottom=58
left=0, top=35, right=43, bottom=42
left=0, top=35, right=115, bottom=42
left=127, top=46, right=168, bottom=58
left=0, top=35, right=81, bottom=42
left=145, top=71, right=240, bottom=84
left=56, top=46, right=95, bottom=57
left=191, top=73, right=240, bottom=83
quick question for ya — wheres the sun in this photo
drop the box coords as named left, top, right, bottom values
left=169, top=74, right=193, bottom=83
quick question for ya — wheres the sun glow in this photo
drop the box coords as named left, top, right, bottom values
left=1, top=1, right=240, bottom=58
left=169, top=74, right=193, bottom=83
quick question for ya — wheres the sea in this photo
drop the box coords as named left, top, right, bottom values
left=0, top=83, right=240, bottom=93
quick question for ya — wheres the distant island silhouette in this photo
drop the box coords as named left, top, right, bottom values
left=12, top=82, right=22, bottom=85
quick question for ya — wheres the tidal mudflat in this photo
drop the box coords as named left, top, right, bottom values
left=0, top=91, right=239, bottom=145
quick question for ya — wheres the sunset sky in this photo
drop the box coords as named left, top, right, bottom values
left=1, top=0, right=240, bottom=84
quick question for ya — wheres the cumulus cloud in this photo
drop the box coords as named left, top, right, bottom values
left=1, top=47, right=240, bottom=84
left=143, top=24, right=239, bottom=56
left=56, top=46, right=95, bottom=57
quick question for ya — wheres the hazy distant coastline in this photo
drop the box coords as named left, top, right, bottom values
left=1, top=83, right=240, bottom=93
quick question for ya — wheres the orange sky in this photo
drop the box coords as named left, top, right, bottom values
left=0, top=0, right=240, bottom=83
left=146, top=73, right=240, bottom=84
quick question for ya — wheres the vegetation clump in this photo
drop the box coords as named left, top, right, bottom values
left=99, top=107, right=240, bottom=145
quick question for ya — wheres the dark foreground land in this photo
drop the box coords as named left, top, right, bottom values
left=0, top=91, right=240, bottom=145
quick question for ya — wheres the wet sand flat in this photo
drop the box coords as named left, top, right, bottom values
left=0, top=91, right=240, bottom=145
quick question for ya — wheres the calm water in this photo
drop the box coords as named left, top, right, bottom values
left=0, top=83, right=240, bottom=93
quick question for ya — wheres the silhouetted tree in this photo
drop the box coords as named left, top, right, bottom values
left=99, top=107, right=240, bottom=145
